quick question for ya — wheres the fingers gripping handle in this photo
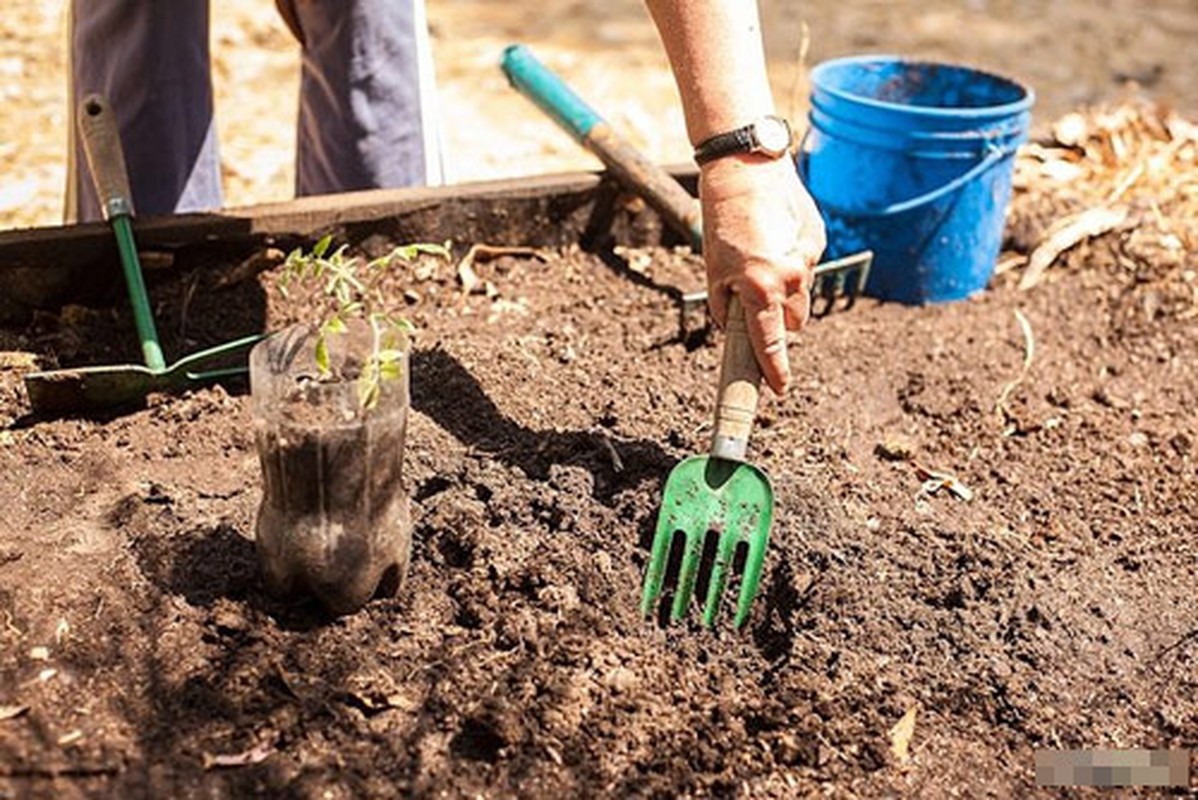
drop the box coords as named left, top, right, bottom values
left=78, top=94, right=134, bottom=220
left=710, top=296, right=763, bottom=462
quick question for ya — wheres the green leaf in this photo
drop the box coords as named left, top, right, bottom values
left=378, top=313, right=414, bottom=333
left=322, top=316, right=347, bottom=335
left=390, top=242, right=450, bottom=262
left=312, top=233, right=333, bottom=258
left=377, top=328, right=404, bottom=351
left=365, top=254, right=392, bottom=271
left=376, top=349, right=405, bottom=363
left=378, top=360, right=402, bottom=382
left=315, top=335, right=331, bottom=375
left=358, top=377, right=379, bottom=410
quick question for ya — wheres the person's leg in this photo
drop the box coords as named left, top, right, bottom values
left=69, top=0, right=221, bottom=222
left=282, top=0, right=443, bottom=195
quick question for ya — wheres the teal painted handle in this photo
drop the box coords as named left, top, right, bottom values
left=501, top=44, right=603, bottom=143
left=502, top=43, right=704, bottom=250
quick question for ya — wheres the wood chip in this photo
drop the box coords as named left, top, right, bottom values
left=57, top=729, right=84, bottom=746
left=876, top=434, right=916, bottom=462
left=889, top=706, right=918, bottom=763
left=457, top=259, right=480, bottom=295
left=203, top=740, right=276, bottom=770
left=1052, top=112, right=1089, bottom=147
left=1018, top=205, right=1130, bottom=290
left=914, top=465, right=974, bottom=502
left=0, top=705, right=29, bottom=722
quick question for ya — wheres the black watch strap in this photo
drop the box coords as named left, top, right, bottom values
left=693, top=115, right=792, bottom=166
left=693, top=127, right=757, bottom=166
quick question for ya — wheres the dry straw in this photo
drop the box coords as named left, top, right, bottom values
left=1008, top=102, right=1197, bottom=315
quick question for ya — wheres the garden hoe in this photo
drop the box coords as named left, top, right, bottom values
left=24, top=94, right=264, bottom=414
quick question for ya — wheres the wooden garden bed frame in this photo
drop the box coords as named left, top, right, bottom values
left=0, top=167, right=697, bottom=319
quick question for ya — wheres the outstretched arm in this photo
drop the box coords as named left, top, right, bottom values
left=645, top=0, right=825, bottom=395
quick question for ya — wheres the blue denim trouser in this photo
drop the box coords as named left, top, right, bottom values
left=69, top=0, right=439, bottom=222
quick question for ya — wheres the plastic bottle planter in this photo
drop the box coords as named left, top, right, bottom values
left=249, top=322, right=411, bottom=615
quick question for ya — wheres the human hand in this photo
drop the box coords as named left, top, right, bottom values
left=699, top=154, right=826, bottom=395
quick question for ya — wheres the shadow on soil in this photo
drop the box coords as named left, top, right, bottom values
left=10, top=260, right=269, bottom=426
left=410, top=347, right=675, bottom=503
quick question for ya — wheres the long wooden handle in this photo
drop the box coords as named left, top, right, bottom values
left=710, top=295, right=762, bottom=462
left=77, top=93, right=134, bottom=219
left=501, top=44, right=703, bottom=250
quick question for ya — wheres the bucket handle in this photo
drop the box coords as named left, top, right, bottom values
left=796, top=130, right=1012, bottom=218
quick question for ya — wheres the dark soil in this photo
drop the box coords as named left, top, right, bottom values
left=1, top=195, right=1196, bottom=797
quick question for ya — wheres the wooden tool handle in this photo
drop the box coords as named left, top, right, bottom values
left=77, top=94, right=134, bottom=219
left=710, top=295, right=762, bottom=462
left=501, top=44, right=704, bottom=250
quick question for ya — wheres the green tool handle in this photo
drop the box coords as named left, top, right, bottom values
left=501, top=44, right=703, bottom=251
left=710, top=295, right=762, bottom=462
left=78, top=94, right=165, bottom=371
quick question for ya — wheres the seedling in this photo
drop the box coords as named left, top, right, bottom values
left=277, top=234, right=448, bottom=409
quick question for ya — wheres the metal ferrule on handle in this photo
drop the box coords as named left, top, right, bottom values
left=710, top=296, right=762, bottom=462
left=78, top=94, right=137, bottom=221
left=501, top=44, right=704, bottom=251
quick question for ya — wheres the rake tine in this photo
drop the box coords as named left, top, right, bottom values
left=848, top=251, right=873, bottom=309
left=814, top=270, right=838, bottom=318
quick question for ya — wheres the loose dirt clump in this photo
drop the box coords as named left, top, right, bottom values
left=0, top=108, right=1196, bottom=798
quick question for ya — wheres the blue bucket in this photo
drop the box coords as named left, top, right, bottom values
left=799, top=56, right=1033, bottom=304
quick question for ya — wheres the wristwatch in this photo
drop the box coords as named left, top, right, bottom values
left=693, top=115, right=793, bottom=166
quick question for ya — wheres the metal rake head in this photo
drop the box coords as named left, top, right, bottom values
left=809, top=250, right=873, bottom=318
left=678, top=250, right=873, bottom=338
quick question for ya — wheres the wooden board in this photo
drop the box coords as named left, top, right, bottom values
left=0, top=167, right=698, bottom=316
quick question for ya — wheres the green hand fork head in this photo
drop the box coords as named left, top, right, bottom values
left=641, top=296, right=775, bottom=628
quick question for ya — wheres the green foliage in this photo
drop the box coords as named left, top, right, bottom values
left=278, top=235, right=448, bottom=409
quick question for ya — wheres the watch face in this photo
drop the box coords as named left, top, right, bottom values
left=754, top=117, right=792, bottom=155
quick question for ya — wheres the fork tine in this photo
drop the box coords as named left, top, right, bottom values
left=701, top=527, right=742, bottom=627
left=733, top=530, right=769, bottom=628
left=670, top=528, right=703, bottom=621
left=640, top=517, right=677, bottom=616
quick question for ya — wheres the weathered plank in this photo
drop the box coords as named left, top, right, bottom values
left=0, top=167, right=698, bottom=315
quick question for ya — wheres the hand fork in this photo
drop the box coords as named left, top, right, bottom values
left=641, top=295, right=774, bottom=628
